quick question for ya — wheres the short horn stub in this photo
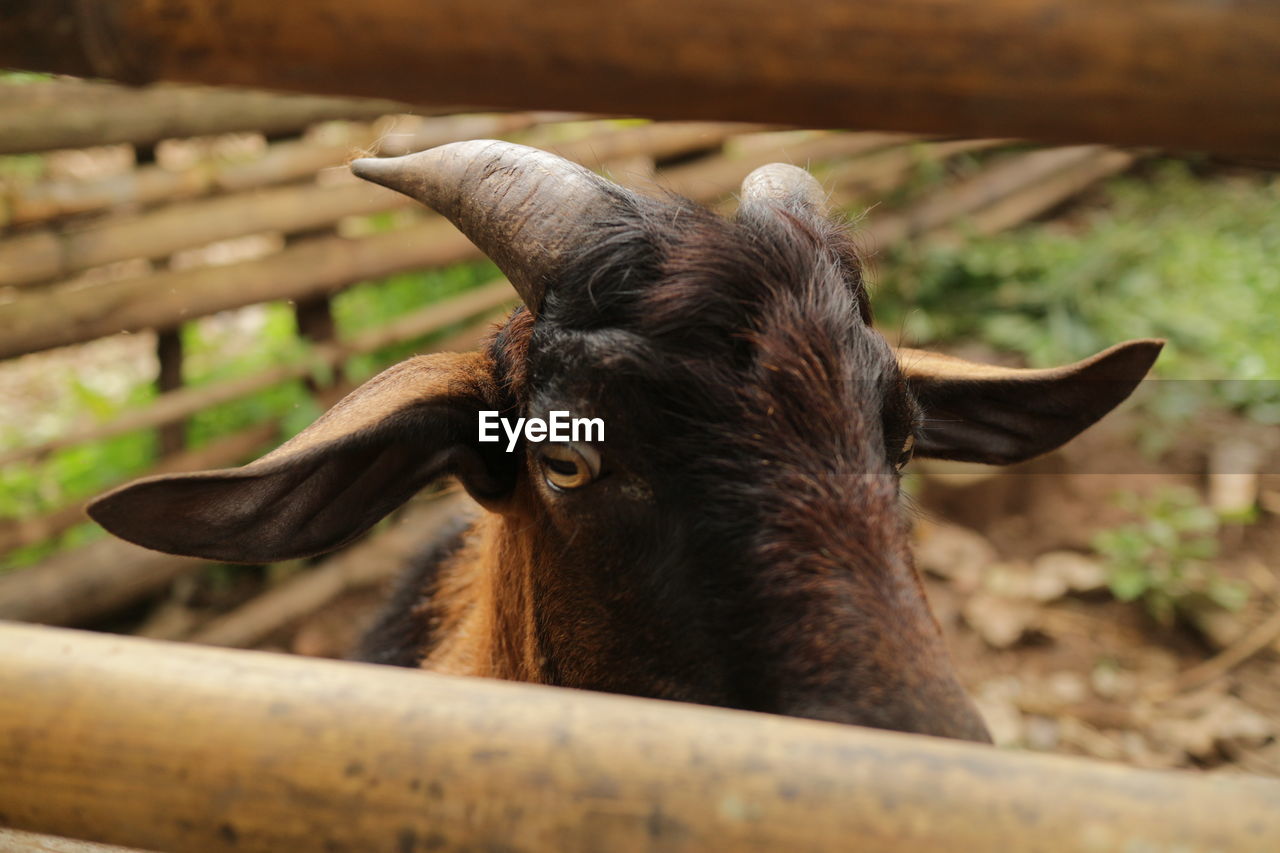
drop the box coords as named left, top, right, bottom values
left=739, top=162, right=829, bottom=216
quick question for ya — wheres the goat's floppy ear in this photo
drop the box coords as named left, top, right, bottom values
left=899, top=339, right=1163, bottom=465
left=88, top=352, right=512, bottom=563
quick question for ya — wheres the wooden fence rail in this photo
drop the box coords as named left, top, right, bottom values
left=1, top=620, right=1277, bottom=853
left=4, top=0, right=1280, bottom=155
left=0, top=111, right=553, bottom=227
left=0, top=80, right=423, bottom=155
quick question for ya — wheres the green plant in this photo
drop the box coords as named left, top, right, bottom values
left=1091, top=487, right=1248, bottom=626
left=872, top=161, right=1280, bottom=424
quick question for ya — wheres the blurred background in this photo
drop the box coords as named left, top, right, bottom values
left=1, top=72, right=1277, bottom=777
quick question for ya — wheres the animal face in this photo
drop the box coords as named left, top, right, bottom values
left=90, top=142, right=1162, bottom=742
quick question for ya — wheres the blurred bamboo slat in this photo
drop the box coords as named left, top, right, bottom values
left=0, top=181, right=416, bottom=288
left=7, top=0, right=1280, bottom=154
left=0, top=215, right=483, bottom=360
left=2, top=111, right=550, bottom=226
left=0, top=80, right=426, bottom=155
left=862, top=145, right=1113, bottom=247
left=0, top=282, right=517, bottom=468
left=932, top=149, right=1137, bottom=241
left=656, top=132, right=916, bottom=201
left=0, top=534, right=205, bottom=628
left=0, top=311, right=504, bottom=625
left=825, top=138, right=1013, bottom=201
left=189, top=492, right=473, bottom=649
left=540, top=120, right=769, bottom=170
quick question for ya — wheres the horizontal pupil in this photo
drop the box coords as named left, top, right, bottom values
left=545, top=457, right=579, bottom=476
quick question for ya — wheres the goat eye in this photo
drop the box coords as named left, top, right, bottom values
left=539, top=443, right=601, bottom=491
left=896, top=434, right=916, bottom=471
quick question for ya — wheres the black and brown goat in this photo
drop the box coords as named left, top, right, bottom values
left=90, top=141, right=1162, bottom=742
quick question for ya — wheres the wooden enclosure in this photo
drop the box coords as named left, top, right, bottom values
left=1, top=19, right=1278, bottom=847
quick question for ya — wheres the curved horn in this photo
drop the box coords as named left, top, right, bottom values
left=739, top=163, right=829, bottom=216
left=351, top=140, right=626, bottom=312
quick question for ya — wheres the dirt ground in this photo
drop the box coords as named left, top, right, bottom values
left=916, top=410, right=1280, bottom=777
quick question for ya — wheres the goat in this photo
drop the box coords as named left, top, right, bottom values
left=89, top=141, right=1163, bottom=743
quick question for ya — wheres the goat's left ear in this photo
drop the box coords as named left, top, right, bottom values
left=899, top=339, right=1163, bottom=465
left=87, top=351, right=513, bottom=563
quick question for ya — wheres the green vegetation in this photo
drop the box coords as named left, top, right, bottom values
left=873, top=161, right=1280, bottom=422
left=0, top=260, right=496, bottom=571
left=1091, top=487, right=1249, bottom=626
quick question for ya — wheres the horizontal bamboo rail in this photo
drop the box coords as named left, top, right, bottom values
left=0, top=216, right=481, bottom=360
left=4, top=1, right=1280, bottom=155
left=2, top=621, right=1278, bottom=852
left=0, top=80, right=422, bottom=155
left=0, top=311, right=501, bottom=625
left=824, top=138, right=1011, bottom=199
left=656, top=132, right=912, bottom=201
left=0, top=281, right=516, bottom=467
left=862, top=145, right=1110, bottom=247
left=935, top=149, right=1138, bottom=241
left=1, top=112, right=550, bottom=227
left=0, top=535, right=204, bottom=628
left=0, top=181, right=411, bottom=288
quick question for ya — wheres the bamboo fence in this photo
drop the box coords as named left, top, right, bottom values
left=0, top=65, right=1261, bottom=853
left=0, top=78, right=1148, bottom=635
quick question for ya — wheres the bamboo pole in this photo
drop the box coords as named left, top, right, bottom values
left=5, top=1, right=1280, bottom=155
left=937, top=149, right=1138, bottom=239
left=0, top=538, right=204, bottom=628
left=824, top=138, right=1013, bottom=201
left=1, top=112, right=550, bottom=227
left=0, top=80, right=422, bottom=155
left=0, top=311, right=503, bottom=623
left=2, top=621, right=1278, bottom=852
left=188, top=492, right=472, bottom=648
left=0, top=215, right=482, bottom=361
left=861, top=145, right=1110, bottom=247
left=0, top=283, right=516, bottom=467
left=656, top=131, right=913, bottom=202
left=0, top=181, right=413, bottom=289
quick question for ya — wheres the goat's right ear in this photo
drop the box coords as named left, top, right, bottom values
left=87, top=351, right=514, bottom=563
